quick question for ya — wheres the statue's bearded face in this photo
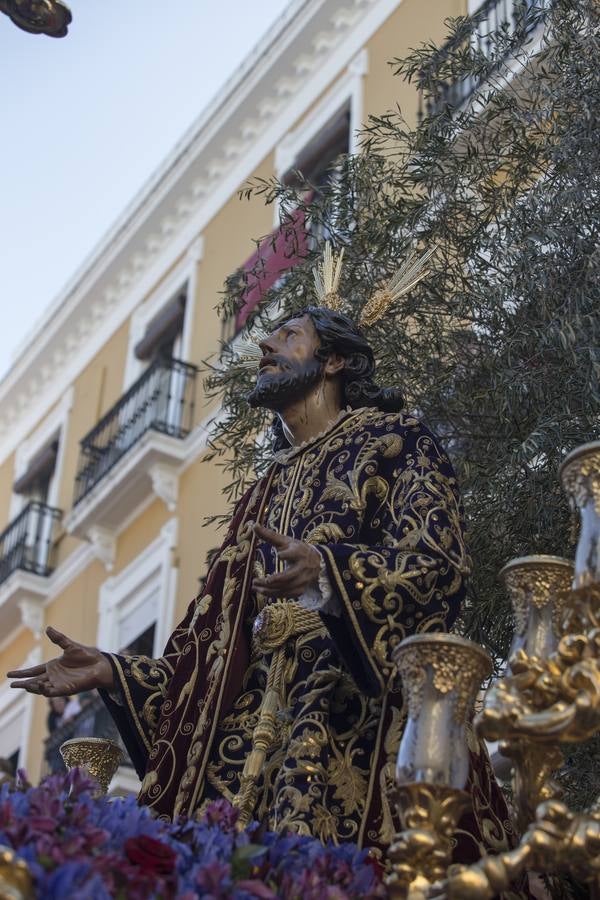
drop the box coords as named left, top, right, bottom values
left=247, top=315, right=324, bottom=411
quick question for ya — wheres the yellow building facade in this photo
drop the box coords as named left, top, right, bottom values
left=0, top=0, right=476, bottom=789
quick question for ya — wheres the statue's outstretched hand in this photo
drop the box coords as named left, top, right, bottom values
left=252, top=523, right=322, bottom=599
left=7, top=626, right=114, bottom=696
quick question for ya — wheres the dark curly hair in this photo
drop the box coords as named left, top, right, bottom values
left=271, top=306, right=404, bottom=450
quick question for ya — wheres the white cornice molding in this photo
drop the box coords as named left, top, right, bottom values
left=0, top=0, right=404, bottom=466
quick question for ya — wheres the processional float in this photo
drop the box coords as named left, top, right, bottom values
left=386, top=440, right=600, bottom=898
left=3, top=442, right=600, bottom=900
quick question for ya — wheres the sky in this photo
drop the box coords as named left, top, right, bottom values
left=0, top=0, right=291, bottom=380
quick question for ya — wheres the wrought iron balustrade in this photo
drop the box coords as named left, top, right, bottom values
left=0, top=501, right=61, bottom=587
left=74, top=357, right=197, bottom=504
left=418, top=0, right=550, bottom=120
left=44, top=692, right=132, bottom=775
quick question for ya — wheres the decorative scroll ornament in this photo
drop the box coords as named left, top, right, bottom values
left=387, top=783, right=471, bottom=898
left=441, top=799, right=600, bottom=899
left=477, top=595, right=600, bottom=744
left=0, top=0, right=71, bottom=37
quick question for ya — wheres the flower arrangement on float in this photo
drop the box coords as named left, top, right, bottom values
left=0, top=769, right=384, bottom=899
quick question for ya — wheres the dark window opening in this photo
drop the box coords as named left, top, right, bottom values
left=13, top=439, right=59, bottom=504
left=5, top=748, right=19, bottom=777
left=122, top=623, right=156, bottom=658
left=282, top=104, right=350, bottom=190
left=134, top=292, right=186, bottom=363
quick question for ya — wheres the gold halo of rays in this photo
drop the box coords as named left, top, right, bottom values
left=311, top=240, right=436, bottom=327
left=230, top=239, right=436, bottom=367
left=358, top=244, right=438, bottom=328
left=231, top=324, right=269, bottom=370
left=312, top=242, right=345, bottom=312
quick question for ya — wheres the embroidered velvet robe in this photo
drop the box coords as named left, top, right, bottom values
left=101, top=408, right=519, bottom=864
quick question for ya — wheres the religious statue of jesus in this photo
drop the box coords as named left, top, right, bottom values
left=8, top=249, right=522, bottom=872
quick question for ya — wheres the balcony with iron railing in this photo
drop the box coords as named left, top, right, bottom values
left=66, top=357, right=198, bottom=556
left=0, top=501, right=62, bottom=638
left=418, top=0, right=551, bottom=121
left=0, top=501, right=61, bottom=587
left=74, top=356, right=197, bottom=505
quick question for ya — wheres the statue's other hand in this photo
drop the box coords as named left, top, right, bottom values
left=252, top=522, right=322, bottom=599
left=7, top=626, right=114, bottom=696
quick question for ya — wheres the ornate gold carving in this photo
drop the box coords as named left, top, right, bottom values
left=386, top=440, right=600, bottom=897
left=442, top=800, right=600, bottom=898
left=386, top=783, right=471, bottom=898
left=0, top=0, right=71, bottom=36
left=499, top=555, right=573, bottom=638
left=0, top=845, right=34, bottom=900
left=394, top=633, right=492, bottom=725
left=388, top=635, right=495, bottom=896
left=477, top=585, right=600, bottom=745
left=60, top=737, right=124, bottom=796
left=560, top=440, right=600, bottom=515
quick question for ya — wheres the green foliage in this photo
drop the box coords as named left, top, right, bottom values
left=205, top=0, right=600, bottom=693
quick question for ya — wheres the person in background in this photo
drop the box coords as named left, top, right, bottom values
left=61, top=694, right=82, bottom=723
left=46, top=696, right=66, bottom=732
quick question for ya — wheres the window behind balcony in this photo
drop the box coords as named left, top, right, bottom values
left=122, top=623, right=156, bottom=658
left=134, top=291, right=186, bottom=365
left=282, top=103, right=350, bottom=192
left=115, top=582, right=159, bottom=658
left=86, top=287, right=190, bottom=465
left=13, top=438, right=59, bottom=505
left=7, top=437, right=61, bottom=578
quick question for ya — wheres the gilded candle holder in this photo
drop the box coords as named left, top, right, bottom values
left=560, top=440, right=600, bottom=592
left=477, top=556, right=574, bottom=830
left=500, top=555, right=574, bottom=664
left=60, top=737, right=124, bottom=796
left=0, top=845, right=34, bottom=900
left=386, top=634, right=492, bottom=898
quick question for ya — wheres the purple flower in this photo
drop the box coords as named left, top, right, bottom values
left=42, top=861, right=96, bottom=899
left=201, top=798, right=240, bottom=832
left=0, top=770, right=384, bottom=899
left=195, top=859, right=233, bottom=896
